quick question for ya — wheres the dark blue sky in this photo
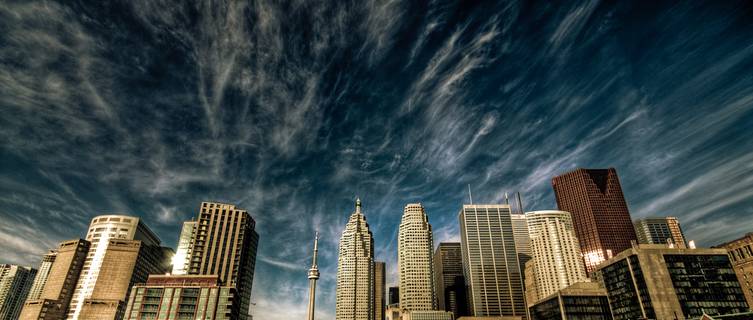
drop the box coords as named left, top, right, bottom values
left=2, top=1, right=753, bottom=318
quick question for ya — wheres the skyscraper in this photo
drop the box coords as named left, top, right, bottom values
left=188, top=202, right=259, bottom=320
left=336, top=198, right=375, bottom=320
left=398, top=203, right=436, bottom=311
left=388, top=287, right=399, bottom=306
left=66, top=215, right=171, bottom=320
left=20, top=239, right=90, bottom=320
left=524, top=210, right=587, bottom=306
left=552, top=168, right=638, bottom=273
left=0, top=265, right=36, bottom=320
left=433, top=242, right=467, bottom=318
left=27, top=251, right=57, bottom=301
left=458, top=204, right=526, bottom=318
left=634, top=217, right=687, bottom=248
left=510, top=214, right=531, bottom=283
left=171, top=220, right=197, bottom=275
left=374, top=261, right=385, bottom=320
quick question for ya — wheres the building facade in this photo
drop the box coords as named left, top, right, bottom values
left=188, top=202, right=259, bottom=320
left=459, top=204, right=526, bottom=319
left=123, top=275, right=237, bottom=320
left=0, top=265, right=37, bottom=320
left=27, top=251, right=57, bottom=302
left=714, top=233, right=753, bottom=309
left=20, top=239, right=90, bottom=320
left=336, top=199, right=375, bottom=320
left=524, top=211, right=587, bottom=306
left=171, top=221, right=197, bottom=275
left=552, top=168, right=638, bottom=273
left=434, top=242, right=467, bottom=318
left=634, top=217, right=687, bottom=248
left=398, top=203, right=436, bottom=311
left=66, top=215, right=172, bottom=320
left=389, top=287, right=399, bottom=306
left=403, top=310, right=455, bottom=320
left=510, top=214, right=531, bottom=277
left=528, top=281, right=611, bottom=320
left=375, top=261, right=385, bottom=320
left=595, top=244, right=749, bottom=320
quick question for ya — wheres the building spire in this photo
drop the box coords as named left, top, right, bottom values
left=307, top=231, right=321, bottom=320
left=355, top=197, right=362, bottom=214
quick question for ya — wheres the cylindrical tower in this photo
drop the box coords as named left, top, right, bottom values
left=307, top=232, right=320, bottom=320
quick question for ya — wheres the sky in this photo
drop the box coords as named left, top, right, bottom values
left=2, top=0, right=753, bottom=319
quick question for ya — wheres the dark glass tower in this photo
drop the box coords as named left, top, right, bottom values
left=433, top=242, right=468, bottom=318
left=552, top=168, right=638, bottom=272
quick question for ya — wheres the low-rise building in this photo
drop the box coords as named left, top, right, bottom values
left=123, top=275, right=238, bottom=320
left=713, top=233, right=753, bottom=309
left=528, top=281, right=611, bottom=320
left=595, top=244, right=749, bottom=320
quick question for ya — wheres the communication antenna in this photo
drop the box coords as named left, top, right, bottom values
left=517, top=192, right=524, bottom=214
left=467, top=184, right=473, bottom=204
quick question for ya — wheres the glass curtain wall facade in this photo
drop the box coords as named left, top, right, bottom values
left=459, top=204, right=526, bottom=319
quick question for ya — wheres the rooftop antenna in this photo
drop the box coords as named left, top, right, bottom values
left=467, top=184, right=473, bottom=204
left=517, top=192, right=524, bottom=214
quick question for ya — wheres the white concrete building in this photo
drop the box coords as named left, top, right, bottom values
left=524, top=210, right=587, bottom=306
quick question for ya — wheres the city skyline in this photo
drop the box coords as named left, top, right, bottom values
left=2, top=1, right=753, bottom=319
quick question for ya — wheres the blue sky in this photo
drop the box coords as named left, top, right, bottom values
left=2, top=1, right=753, bottom=319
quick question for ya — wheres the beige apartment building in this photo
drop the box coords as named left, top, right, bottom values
left=524, top=210, right=587, bottom=306
left=398, top=203, right=436, bottom=311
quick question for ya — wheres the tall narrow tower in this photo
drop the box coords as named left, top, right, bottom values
left=398, top=203, right=436, bottom=311
left=307, top=232, right=320, bottom=320
left=335, top=198, right=375, bottom=320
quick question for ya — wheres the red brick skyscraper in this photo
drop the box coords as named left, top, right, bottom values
left=552, top=168, right=638, bottom=272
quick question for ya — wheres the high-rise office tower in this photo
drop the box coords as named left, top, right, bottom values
left=714, top=233, right=753, bottom=309
left=171, top=220, right=197, bottom=275
left=307, top=232, right=320, bottom=320
left=388, top=287, right=399, bottom=306
left=398, top=203, right=436, bottom=311
left=123, top=275, right=238, bottom=320
left=336, top=198, right=375, bottom=320
left=433, top=242, right=467, bottom=318
left=458, top=204, right=526, bottom=318
left=634, top=217, right=687, bottom=248
left=188, top=202, right=259, bottom=320
left=67, top=215, right=171, bottom=320
left=0, top=265, right=37, bottom=320
left=552, top=168, right=638, bottom=273
left=20, top=239, right=90, bottom=320
left=374, top=261, right=385, bottom=320
left=524, top=210, right=587, bottom=306
left=27, top=251, right=57, bottom=301
left=510, top=214, right=531, bottom=282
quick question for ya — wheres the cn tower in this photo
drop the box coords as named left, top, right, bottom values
left=306, top=231, right=320, bottom=320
